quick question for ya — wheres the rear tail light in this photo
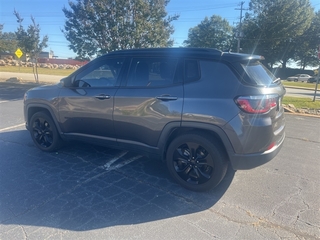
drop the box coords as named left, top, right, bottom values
left=235, top=95, right=278, bottom=114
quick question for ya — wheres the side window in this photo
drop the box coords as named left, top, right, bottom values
left=75, top=58, right=124, bottom=87
left=200, top=60, right=239, bottom=85
left=127, top=58, right=178, bottom=87
left=184, top=59, right=201, bottom=82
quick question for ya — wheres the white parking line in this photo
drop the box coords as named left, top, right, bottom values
left=0, top=123, right=142, bottom=170
left=103, top=151, right=128, bottom=170
left=0, top=99, right=21, bottom=103
left=103, top=151, right=143, bottom=171
left=0, top=123, right=25, bottom=132
left=107, top=155, right=143, bottom=171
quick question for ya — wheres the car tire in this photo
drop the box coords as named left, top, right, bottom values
left=166, top=133, right=228, bottom=192
left=29, top=111, right=62, bottom=152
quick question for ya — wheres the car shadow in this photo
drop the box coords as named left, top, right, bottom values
left=0, top=130, right=235, bottom=231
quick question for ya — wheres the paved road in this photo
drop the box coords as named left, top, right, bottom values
left=285, top=86, right=320, bottom=100
left=0, top=82, right=319, bottom=239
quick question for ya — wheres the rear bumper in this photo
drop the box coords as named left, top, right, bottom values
left=229, top=132, right=285, bottom=170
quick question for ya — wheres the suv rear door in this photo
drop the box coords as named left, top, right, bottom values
left=113, top=57, right=183, bottom=151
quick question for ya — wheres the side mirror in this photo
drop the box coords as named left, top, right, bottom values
left=60, top=77, right=72, bottom=87
left=60, top=78, right=66, bottom=87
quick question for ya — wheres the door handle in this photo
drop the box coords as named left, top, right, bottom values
left=156, top=95, right=178, bottom=101
left=95, top=94, right=111, bottom=100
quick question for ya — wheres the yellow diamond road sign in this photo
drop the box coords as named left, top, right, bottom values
left=15, top=48, right=23, bottom=58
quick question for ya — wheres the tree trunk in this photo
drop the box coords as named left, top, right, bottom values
left=302, top=58, right=307, bottom=70
left=32, top=58, right=39, bottom=83
left=281, top=59, right=287, bottom=69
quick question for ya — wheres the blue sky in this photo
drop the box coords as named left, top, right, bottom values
left=1, top=0, right=319, bottom=59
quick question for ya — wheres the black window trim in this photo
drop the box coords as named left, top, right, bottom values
left=183, top=58, right=201, bottom=83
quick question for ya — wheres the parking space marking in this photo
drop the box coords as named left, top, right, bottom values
left=0, top=123, right=142, bottom=171
left=103, top=151, right=143, bottom=171
left=106, top=155, right=143, bottom=171
left=0, top=123, right=25, bottom=132
left=103, top=151, right=128, bottom=170
left=0, top=99, right=21, bottom=104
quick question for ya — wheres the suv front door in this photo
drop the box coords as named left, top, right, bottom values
left=59, top=57, right=126, bottom=144
left=113, top=57, right=183, bottom=150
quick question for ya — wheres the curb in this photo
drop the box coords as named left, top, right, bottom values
left=283, top=106, right=320, bottom=118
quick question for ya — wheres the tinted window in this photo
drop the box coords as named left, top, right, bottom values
left=75, top=58, right=124, bottom=87
left=184, top=59, right=201, bottom=82
left=127, top=58, right=178, bottom=87
left=200, top=60, right=238, bottom=83
left=241, top=61, right=277, bottom=86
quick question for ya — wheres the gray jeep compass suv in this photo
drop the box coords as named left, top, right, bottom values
left=24, top=48, right=286, bottom=191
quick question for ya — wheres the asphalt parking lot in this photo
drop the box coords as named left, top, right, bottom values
left=0, top=81, right=319, bottom=239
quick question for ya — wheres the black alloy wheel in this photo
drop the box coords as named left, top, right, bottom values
left=166, top=133, right=228, bottom=192
left=30, top=112, right=61, bottom=152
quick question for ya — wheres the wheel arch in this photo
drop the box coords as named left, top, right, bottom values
left=158, top=122, right=234, bottom=162
left=26, top=104, right=62, bottom=134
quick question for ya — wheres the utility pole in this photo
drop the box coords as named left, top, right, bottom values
left=235, top=1, right=248, bottom=53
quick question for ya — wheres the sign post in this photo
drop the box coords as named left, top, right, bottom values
left=15, top=48, right=23, bottom=72
left=313, top=66, right=319, bottom=102
left=313, top=45, right=320, bottom=102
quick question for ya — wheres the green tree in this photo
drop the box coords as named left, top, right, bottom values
left=241, top=0, right=314, bottom=68
left=183, top=15, right=233, bottom=50
left=0, top=24, right=18, bottom=54
left=14, top=10, right=49, bottom=83
left=294, top=10, right=320, bottom=69
left=62, top=0, right=179, bottom=59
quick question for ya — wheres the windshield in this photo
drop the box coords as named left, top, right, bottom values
left=241, top=61, right=277, bottom=86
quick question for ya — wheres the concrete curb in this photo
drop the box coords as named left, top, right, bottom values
left=283, top=106, right=320, bottom=118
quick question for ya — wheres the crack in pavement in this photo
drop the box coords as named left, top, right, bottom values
left=210, top=203, right=319, bottom=240
left=285, top=136, right=320, bottom=144
left=115, top=168, right=319, bottom=239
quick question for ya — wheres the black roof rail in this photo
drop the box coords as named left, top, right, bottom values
left=107, top=47, right=223, bottom=55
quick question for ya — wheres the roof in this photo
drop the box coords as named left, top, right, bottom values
left=105, top=47, right=262, bottom=62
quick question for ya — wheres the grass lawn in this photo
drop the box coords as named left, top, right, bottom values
left=0, top=65, right=76, bottom=76
left=283, top=96, right=320, bottom=109
left=282, top=81, right=320, bottom=90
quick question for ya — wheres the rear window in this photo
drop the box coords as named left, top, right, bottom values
left=127, top=57, right=178, bottom=87
left=241, top=61, right=277, bottom=86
